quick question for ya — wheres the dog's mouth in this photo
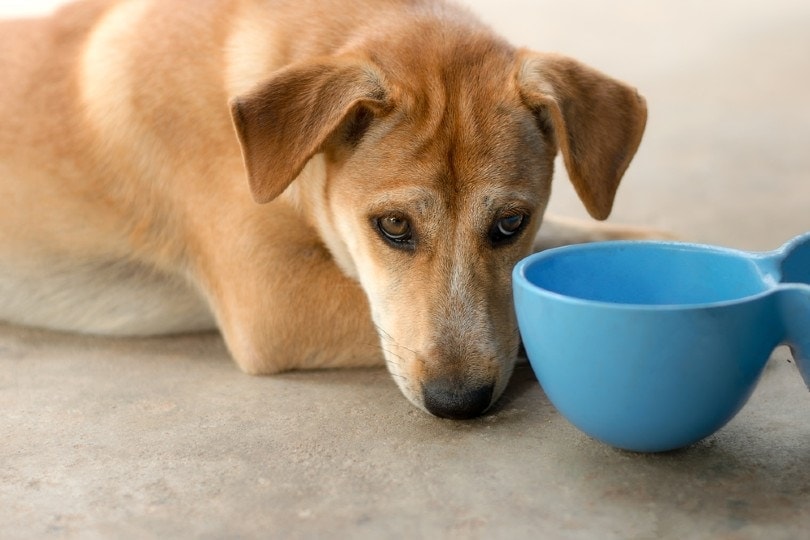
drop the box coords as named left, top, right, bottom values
left=382, top=346, right=516, bottom=419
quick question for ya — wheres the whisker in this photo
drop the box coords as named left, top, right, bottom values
left=373, top=323, right=420, bottom=358
left=380, top=347, right=405, bottom=365
left=373, top=323, right=396, bottom=343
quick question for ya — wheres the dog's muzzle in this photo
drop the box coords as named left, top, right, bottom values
left=421, top=378, right=494, bottom=419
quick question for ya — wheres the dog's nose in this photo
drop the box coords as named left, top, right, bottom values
left=422, top=379, right=494, bottom=419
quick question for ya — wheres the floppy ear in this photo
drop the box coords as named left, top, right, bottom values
left=517, top=52, right=648, bottom=220
left=230, top=58, right=390, bottom=203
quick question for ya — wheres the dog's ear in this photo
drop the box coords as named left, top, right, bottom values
left=230, top=58, right=390, bottom=203
left=517, top=52, right=647, bottom=220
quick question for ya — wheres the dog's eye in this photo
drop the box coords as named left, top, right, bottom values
left=489, top=213, right=527, bottom=246
left=376, top=215, right=414, bottom=248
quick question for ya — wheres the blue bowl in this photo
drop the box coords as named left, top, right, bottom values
left=512, top=233, right=810, bottom=452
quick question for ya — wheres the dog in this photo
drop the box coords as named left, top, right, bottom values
left=0, top=0, right=653, bottom=419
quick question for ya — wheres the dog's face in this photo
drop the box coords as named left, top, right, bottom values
left=319, top=75, right=554, bottom=418
left=231, top=38, right=647, bottom=418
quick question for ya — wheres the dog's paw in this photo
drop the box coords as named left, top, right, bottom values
left=533, top=215, right=679, bottom=252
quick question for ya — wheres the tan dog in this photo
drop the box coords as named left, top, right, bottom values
left=0, top=0, right=651, bottom=418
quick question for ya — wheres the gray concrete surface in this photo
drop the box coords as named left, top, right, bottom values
left=2, top=1, right=810, bottom=538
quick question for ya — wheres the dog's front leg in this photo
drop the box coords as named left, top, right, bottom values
left=532, top=214, right=676, bottom=252
left=191, top=205, right=384, bottom=375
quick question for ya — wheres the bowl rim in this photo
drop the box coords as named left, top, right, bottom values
left=512, top=239, right=779, bottom=312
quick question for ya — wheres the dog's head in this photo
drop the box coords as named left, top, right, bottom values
left=230, top=29, right=646, bottom=418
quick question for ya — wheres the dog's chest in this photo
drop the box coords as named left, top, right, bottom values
left=0, top=258, right=216, bottom=336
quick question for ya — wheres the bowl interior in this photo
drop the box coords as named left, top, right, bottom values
left=522, top=242, right=771, bottom=306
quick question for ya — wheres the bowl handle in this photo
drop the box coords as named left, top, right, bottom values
left=778, top=231, right=810, bottom=284
left=778, top=285, right=810, bottom=387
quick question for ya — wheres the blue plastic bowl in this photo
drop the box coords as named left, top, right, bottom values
left=512, top=233, right=810, bottom=452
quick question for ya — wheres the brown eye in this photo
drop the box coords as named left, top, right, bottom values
left=497, top=214, right=524, bottom=236
left=376, top=215, right=414, bottom=248
left=489, top=213, right=528, bottom=245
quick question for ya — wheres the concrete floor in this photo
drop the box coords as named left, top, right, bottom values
left=2, top=1, right=810, bottom=538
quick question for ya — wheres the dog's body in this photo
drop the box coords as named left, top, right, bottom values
left=0, top=0, right=651, bottom=418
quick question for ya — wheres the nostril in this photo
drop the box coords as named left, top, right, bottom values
left=422, top=379, right=494, bottom=420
